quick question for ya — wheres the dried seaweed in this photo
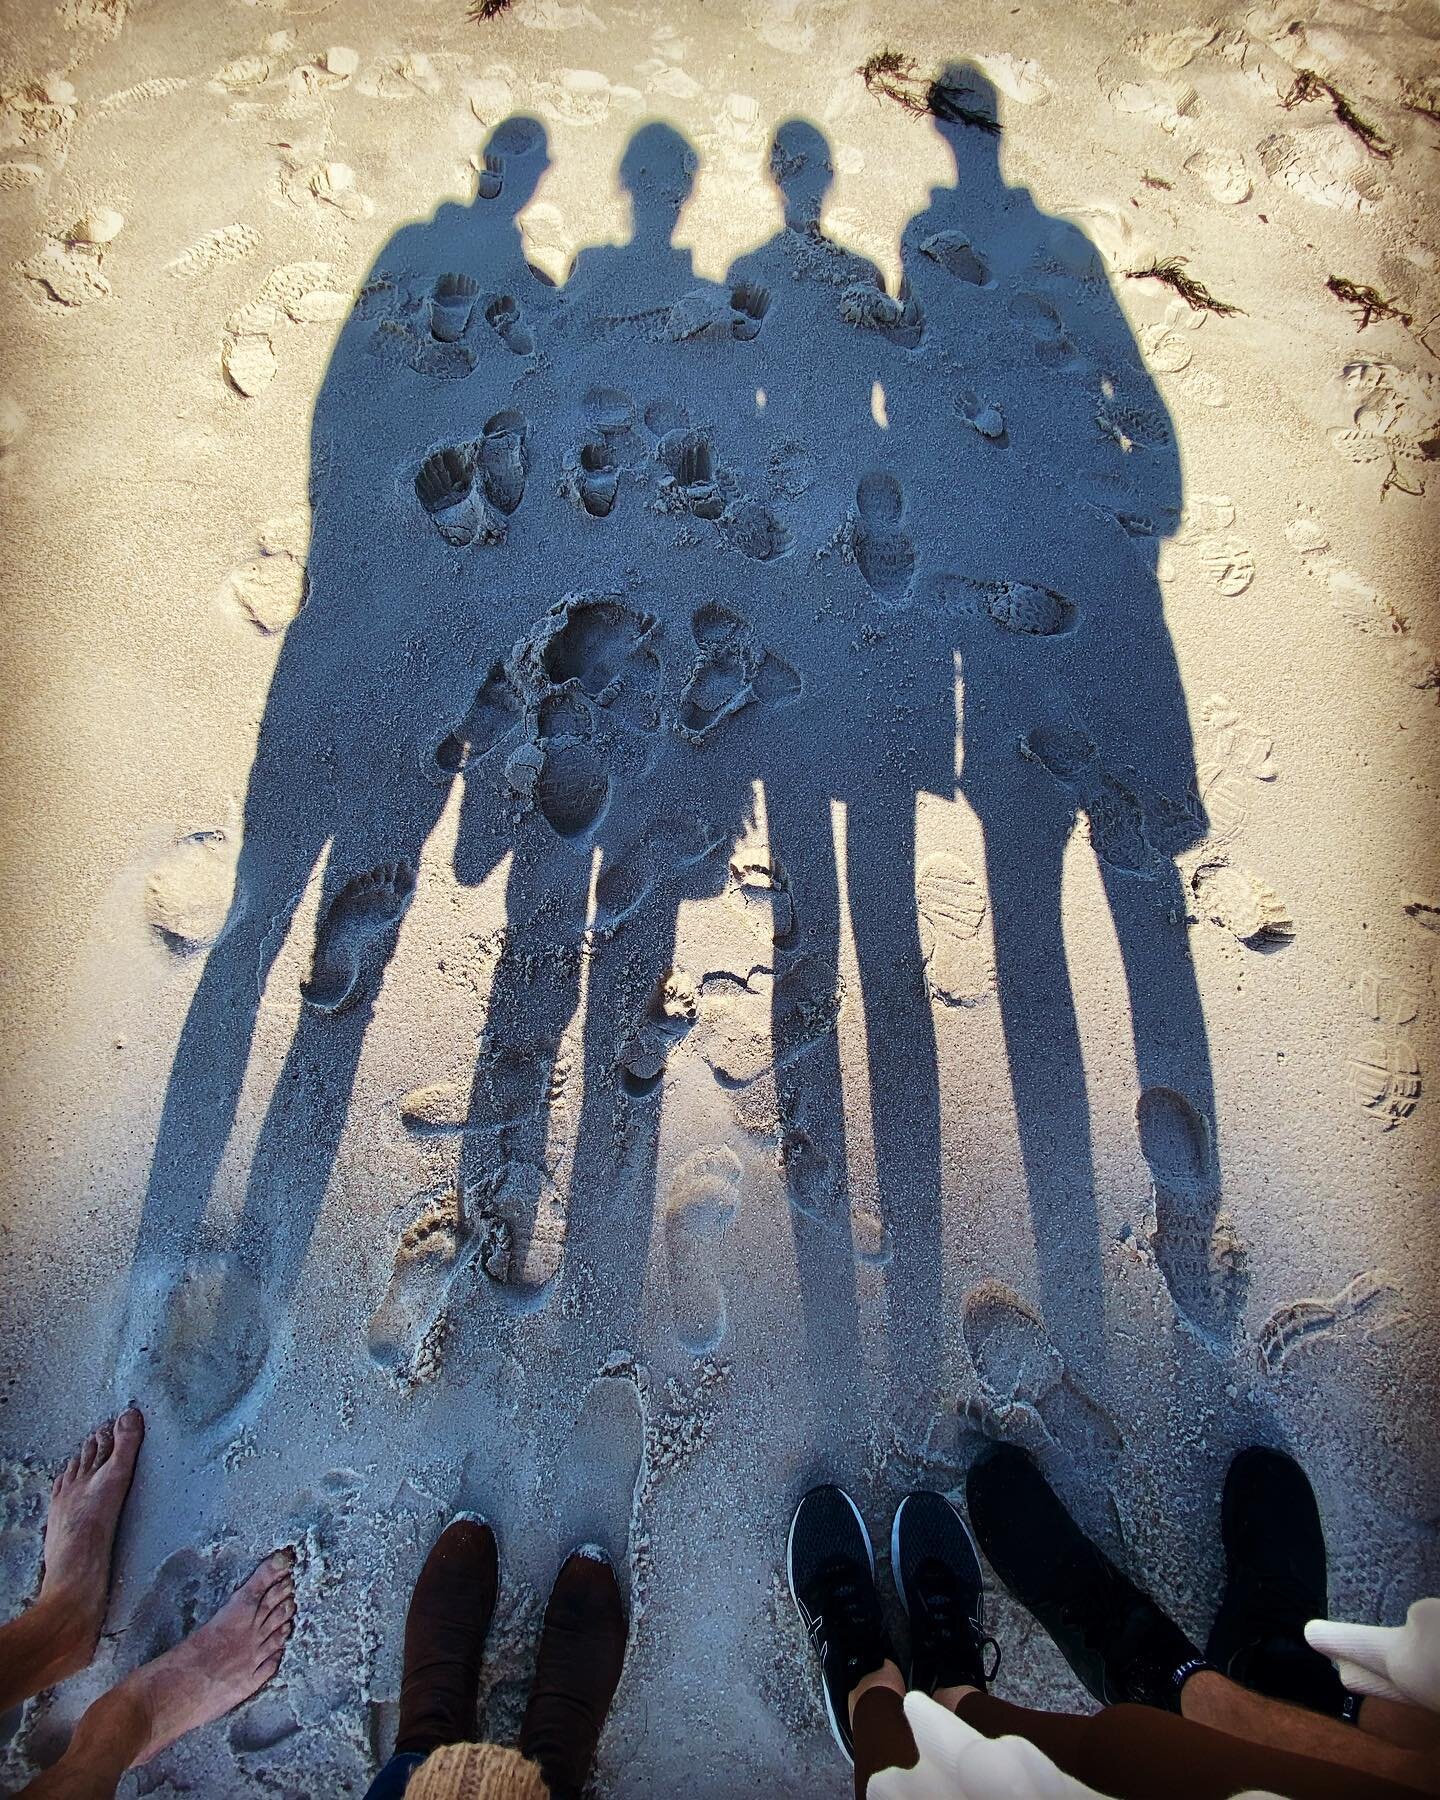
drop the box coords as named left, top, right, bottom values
left=1141, top=171, right=1173, bottom=190
left=1326, top=276, right=1412, bottom=330
left=1282, top=68, right=1394, bottom=158
left=468, top=0, right=514, bottom=18
left=1127, top=256, right=1242, bottom=317
left=857, top=50, right=1001, bottom=134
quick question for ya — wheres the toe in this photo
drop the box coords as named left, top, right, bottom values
left=260, top=1593, right=296, bottom=1632
left=92, top=1425, right=115, bottom=1470
left=79, top=1434, right=100, bottom=1476
left=104, top=1410, right=145, bottom=1479
left=253, top=1649, right=284, bottom=1684
left=241, top=1550, right=296, bottom=1601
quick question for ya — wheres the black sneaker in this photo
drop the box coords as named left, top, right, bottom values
left=967, top=1445, right=1204, bottom=1711
left=787, top=1485, right=893, bottom=1763
left=1207, top=1447, right=1348, bottom=1718
left=892, top=1491, right=1000, bottom=1695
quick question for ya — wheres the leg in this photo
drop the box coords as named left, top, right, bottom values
left=765, top=781, right=866, bottom=1450
left=19, top=1551, right=295, bottom=1800
left=518, top=1549, right=627, bottom=1800
left=0, top=1411, right=144, bottom=1711
left=849, top=1676, right=913, bottom=1799
left=1181, top=1672, right=1438, bottom=1795
left=954, top=1689, right=1431, bottom=1800
left=981, top=815, right=1106, bottom=1373
left=846, top=794, right=944, bottom=1403
left=393, top=1519, right=498, bottom=1758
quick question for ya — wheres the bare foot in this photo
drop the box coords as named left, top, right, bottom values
left=40, top=1407, right=145, bottom=1668
left=119, top=1550, right=297, bottom=1765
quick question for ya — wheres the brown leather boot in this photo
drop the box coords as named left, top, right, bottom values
left=518, top=1548, right=627, bottom=1799
left=394, top=1516, right=499, bottom=1756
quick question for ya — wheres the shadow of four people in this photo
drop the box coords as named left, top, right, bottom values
left=124, top=65, right=1216, bottom=1451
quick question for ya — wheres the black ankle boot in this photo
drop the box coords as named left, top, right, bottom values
left=394, top=1517, right=498, bottom=1756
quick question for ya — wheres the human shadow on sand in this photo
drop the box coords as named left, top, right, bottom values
left=118, top=71, right=1221, bottom=1464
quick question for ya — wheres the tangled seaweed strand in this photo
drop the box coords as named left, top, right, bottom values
left=1327, top=276, right=1412, bottom=331
left=1282, top=69, right=1394, bottom=159
left=1127, top=256, right=1242, bottom=317
left=858, top=50, right=1002, bottom=135
left=468, top=0, right=514, bottom=18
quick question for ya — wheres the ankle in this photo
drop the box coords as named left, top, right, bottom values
left=847, top=1658, right=905, bottom=1725
left=24, top=1591, right=96, bottom=1685
left=70, top=1680, right=154, bottom=1775
left=933, top=1682, right=981, bottom=1712
left=1178, top=1666, right=1235, bottom=1725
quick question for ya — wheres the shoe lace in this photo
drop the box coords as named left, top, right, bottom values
left=918, top=1562, right=1001, bottom=1687
left=812, top=1560, right=881, bottom=1675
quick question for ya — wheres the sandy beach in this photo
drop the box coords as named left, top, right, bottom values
left=1, top=0, right=1437, bottom=1792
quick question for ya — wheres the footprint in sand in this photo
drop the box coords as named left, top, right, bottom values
left=918, top=230, right=990, bottom=285
left=929, top=572, right=1075, bottom=638
left=532, top=595, right=661, bottom=722
left=729, top=279, right=771, bottom=339
left=1257, top=1270, right=1411, bottom=1375
left=656, top=426, right=726, bottom=519
left=1020, top=726, right=1154, bottom=875
left=665, top=1146, right=743, bottom=1353
left=302, top=861, right=416, bottom=1014
left=695, top=952, right=842, bottom=1089
left=1190, top=859, right=1294, bottom=948
left=554, top=1369, right=646, bottom=1575
left=144, top=828, right=240, bottom=954
left=777, top=1121, right=891, bottom=1266
left=677, top=603, right=801, bottom=742
left=535, top=739, right=609, bottom=839
left=119, top=1257, right=271, bottom=1433
left=852, top=472, right=915, bottom=605
left=428, top=273, right=481, bottom=342
left=961, top=1279, right=1122, bottom=1532
left=415, top=445, right=504, bottom=547
left=478, top=409, right=528, bottom=515
left=485, top=292, right=534, bottom=354
left=366, top=1189, right=475, bottom=1384
left=719, top=498, right=792, bottom=562
left=1135, top=1085, right=1244, bottom=1344
left=728, top=852, right=796, bottom=945
left=431, top=661, right=524, bottom=777
left=562, top=439, right=620, bottom=517
left=590, top=810, right=724, bottom=942
left=916, top=852, right=993, bottom=1008
left=1007, top=292, right=1076, bottom=367
left=618, top=969, right=699, bottom=1097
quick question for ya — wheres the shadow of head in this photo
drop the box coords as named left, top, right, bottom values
left=619, top=120, right=699, bottom=240
left=767, top=118, right=832, bottom=231
left=478, top=114, right=551, bottom=216
left=925, top=62, right=1004, bottom=183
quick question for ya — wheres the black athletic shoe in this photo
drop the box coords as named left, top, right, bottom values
left=892, top=1491, right=1000, bottom=1695
left=787, top=1485, right=893, bottom=1763
left=1207, top=1447, right=1349, bottom=1718
left=967, top=1445, right=1204, bottom=1711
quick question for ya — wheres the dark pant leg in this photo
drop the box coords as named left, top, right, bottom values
left=362, top=1752, right=427, bottom=1799
left=957, top=1693, right=1425, bottom=1800
left=851, top=1688, right=918, bottom=1799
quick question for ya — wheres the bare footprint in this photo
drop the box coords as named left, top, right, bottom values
left=415, top=445, right=504, bottom=547
left=852, top=471, right=915, bottom=604
left=590, top=811, right=724, bottom=942
left=664, top=1147, right=743, bottom=1352
left=432, top=661, right=524, bottom=777
left=366, top=1191, right=475, bottom=1382
left=33, top=1410, right=145, bottom=1678
left=302, top=862, right=417, bottom=1014
left=119, top=1551, right=296, bottom=1765
left=618, top=969, right=699, bottom=1097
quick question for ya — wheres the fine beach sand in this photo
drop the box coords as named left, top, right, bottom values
left=1, top=0, right=1438, bottom=1792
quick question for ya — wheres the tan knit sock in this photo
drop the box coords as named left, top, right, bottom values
left=405, top=1740, right=551, bottom=1800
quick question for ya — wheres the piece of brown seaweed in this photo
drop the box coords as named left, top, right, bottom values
left=1326, top=276, right=1412, bottom=330
left=468, top=0, right=514, bottom=18
left=857, top=50, right=1001, bottom=134
left=1127, top=256, right=1242, bottom=317
left=1282, top=69, right=1394, bottom=158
